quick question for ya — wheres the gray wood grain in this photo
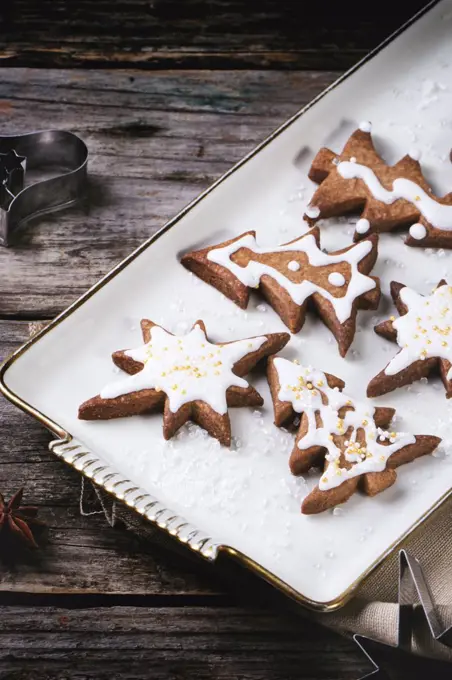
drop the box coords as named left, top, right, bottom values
left=0, top=605, right=365, bottom=680
left=0, top=0, right=430, bottom=70
left=0, top=68, right=337, bottom=318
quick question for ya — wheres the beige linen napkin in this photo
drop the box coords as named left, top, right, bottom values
left=315, top=496, right=452, bottom=661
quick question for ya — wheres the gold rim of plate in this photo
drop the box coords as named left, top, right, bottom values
left=0, top=0, right=444, bottom=613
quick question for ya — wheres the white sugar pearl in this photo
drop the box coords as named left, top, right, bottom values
left=359, top=120, right=372, bottom=133
left=356, top=218, right=370, bottom=234
left=305, top=205, right=320, bottom=219
left=409, top=223, right=427, bottom=240
left=288, top=260, right=300, bottom=272
left=328, top=272, right=346, bottom=287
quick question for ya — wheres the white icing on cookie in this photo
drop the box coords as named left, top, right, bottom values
left=409, top=223, right=427, bottom=240
left=305, top=205, right=320, bottom=219
left=273, top=358, right=415, bottom=491
left=356, top=218, right=370, bottom=234
left=288, top=260, right=300, bottom=272
left=385, top=284, right=452, bottom=381
left=337, top=161, right=452, bottom=231
left=100, top=324, right=266, bottom=414
left=359, top=121, right=372, bottom=133
left=328, top=272, right=345, bottom=287
left=207, top=231, right=376, bottom=324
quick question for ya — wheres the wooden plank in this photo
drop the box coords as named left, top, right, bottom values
left=0, top=68, right=337, bottom=318
left=0, top=605, right=365, bottom=680
left=0, top=0, right=430, bottom=70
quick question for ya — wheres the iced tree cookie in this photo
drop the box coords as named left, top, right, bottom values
left=305, top=122, right=452, bottom=248
left=79, top=319, right=289, bottom=446
left=268, top=357, right=440, bottom=514
left=181, top=227, right=380, bottom=357
left=368, top=280, right=452, bottom=399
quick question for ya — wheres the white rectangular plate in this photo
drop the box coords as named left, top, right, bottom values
left=3, top=0, right=452, bottom=611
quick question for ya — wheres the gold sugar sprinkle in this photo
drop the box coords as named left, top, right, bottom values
left=362, top=419, right=368, bottom=426
left=442, top=341, right=448, bottom=347
left=317, top=380, right=324, bottom=387
left=390, top=316, right=396, bottom=321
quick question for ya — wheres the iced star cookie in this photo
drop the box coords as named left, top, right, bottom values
left=79, top=319, right=289, bottom=446
left=181, top=227, right=380, bottom=357
left=268, top=357, right=440, bottom=514
left=305, top=122, right=452, bottom=248
left=368, top=280, right=452, bottom=399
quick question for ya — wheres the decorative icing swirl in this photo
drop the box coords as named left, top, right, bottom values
left=273, top=358, right=415, bottom=491
left=385, top=284, right=452, bottom=380
left=337, top=161, right=452, bottom=231
left=101, top=324, right=266, bottom=414
left=207, top=232, right=376, bottom=324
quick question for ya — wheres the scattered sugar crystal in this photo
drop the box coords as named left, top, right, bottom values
left=432, top=449, right=446, bottom=459
left=333, top=507, right=344, bottom=517
left=325, top=550, right=336, bottom=559
left=256, top=304, right=267, bottom=312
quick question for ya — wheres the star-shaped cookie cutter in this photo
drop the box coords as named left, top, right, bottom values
left=355, top=550, right=452, bottom=678
left=0, top=130, right=88, bottom=246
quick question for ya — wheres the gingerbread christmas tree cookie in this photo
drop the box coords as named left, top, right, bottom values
left=79, top=319, right=289, bottom=446
left=181, top=227, right=380, bottom=357
left=268, top=357, right=440, bottom=514
left=368, top=280, right=452, bottom=399
left=305, top=122, right=452, bottom=248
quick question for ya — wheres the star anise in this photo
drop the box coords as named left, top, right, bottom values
left=0, top=488, right=44, bottom=552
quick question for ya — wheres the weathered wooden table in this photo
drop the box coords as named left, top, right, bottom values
left=0, top=2, right=436, bottom=678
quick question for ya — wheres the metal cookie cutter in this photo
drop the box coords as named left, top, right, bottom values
left=0, top=130, right=88, bottom=246
left=355, top=550, right=452, bottom=678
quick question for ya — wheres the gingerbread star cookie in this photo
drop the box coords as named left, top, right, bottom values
left=79, top=319, right=289, bottom=446
left=268, top=357, right=441, bottom=514
left=368, top=280, right=452, bottom=399
left=181, top=226, right=380, bottom=357
left=305, top=122, right=452, bottom=248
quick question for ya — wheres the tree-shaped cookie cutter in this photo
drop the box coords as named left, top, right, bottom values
left=0, top=130, right=88, bottom=246
left=356, top=550, right=452, bottom=678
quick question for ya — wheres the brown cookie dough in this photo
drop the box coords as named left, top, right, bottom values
left=368, top=280, right=452, bottom=399
left=181, top=227, right=380, bottom=357
left=305, top=122, right=452, bottom=248
left=79, top=319, right=289, bottom=446
left=268, top=356, right=440, bottom=514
